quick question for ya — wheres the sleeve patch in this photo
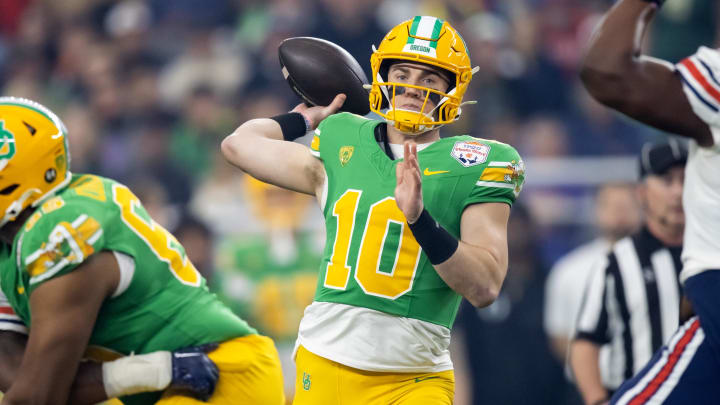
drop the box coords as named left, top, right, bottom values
left=477, top=159, right=525, bottom=197
left=25, top=214, right=103, bottom=285
left=451, top=141, right=490, bottom=167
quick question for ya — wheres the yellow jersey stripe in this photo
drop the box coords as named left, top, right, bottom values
left=479, top=167, right=513, bottom=182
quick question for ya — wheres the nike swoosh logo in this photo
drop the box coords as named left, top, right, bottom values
left=423, top=168, right=449, bottom=176
left=415, top=376, right=441, bottom=383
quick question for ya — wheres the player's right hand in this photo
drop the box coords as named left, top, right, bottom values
left=395, top=142, right=424, bottom=224
left=292, top=93, right=346, bottom=130
left=170, top=343, right=220, bottom=401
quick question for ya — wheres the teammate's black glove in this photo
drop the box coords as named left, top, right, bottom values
left=170, top=343, right=220, bottom=401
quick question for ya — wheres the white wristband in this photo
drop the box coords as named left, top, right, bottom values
left=102, top=351, right=173, bottom=398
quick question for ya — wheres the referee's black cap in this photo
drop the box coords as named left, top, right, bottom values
left=639, top=139, right=688, bottom=179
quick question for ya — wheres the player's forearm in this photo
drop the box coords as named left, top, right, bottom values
left=222, top=119, right=283, bottom=168
left=570, top=339, right=609, bottom=405
left=2, top=338, right=92, bottom=405
left=2, top=376, right=106, bottom=405
left=548, top=335, right=570, bottom=364
left=222, top=119, right=324, bottom=195
left=0, top=332, right=27, bottom=392
left=67, top=362, right=109, bottom=405
left=2, top=367, right=75, bottom=405
left=0, top=332, right=107, bottom=405
left=580, top=0, right=658, bottom=106
left=433, top=242, right=506, bottom=308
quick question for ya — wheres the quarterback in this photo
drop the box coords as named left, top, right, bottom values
left=222, top=16, right=525, bottom=404
left=0, top=98, right=284, bottom=405
left=581, top=0, right=720, bottom=403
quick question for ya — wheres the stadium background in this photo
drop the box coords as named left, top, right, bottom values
left=0, top=0, right=717, bottom=404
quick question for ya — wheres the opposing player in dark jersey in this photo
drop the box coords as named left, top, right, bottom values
left=222, top=16, right=525, bottom=404
left=581, top=0, right=720, bottom=403
left=0, top=97, right=284, bottom=405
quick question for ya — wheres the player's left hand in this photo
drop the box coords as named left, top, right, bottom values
left=170, top=343, right=220, bottom=401
left=395, top=142, right=424, bottom=223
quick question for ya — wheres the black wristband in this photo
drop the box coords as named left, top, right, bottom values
left=408, top=209, right=459, bottom=265
left=270, top=112, right=310, bottom=142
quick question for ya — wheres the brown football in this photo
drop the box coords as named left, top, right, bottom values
left=279, top=37, right=370, bottom=115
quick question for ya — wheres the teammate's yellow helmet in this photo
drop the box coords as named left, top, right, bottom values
left=369, top=16, right=477, bottom=135
left=0, top=97, right=72, bottom=227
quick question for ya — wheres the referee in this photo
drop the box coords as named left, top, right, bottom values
left=569, top=139, right=688, bottom=405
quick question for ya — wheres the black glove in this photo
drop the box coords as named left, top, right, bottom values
left=170, top=343, right=220, bottom=401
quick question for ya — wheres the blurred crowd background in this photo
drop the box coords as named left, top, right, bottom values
left=0, top=0, right=717, bottom=404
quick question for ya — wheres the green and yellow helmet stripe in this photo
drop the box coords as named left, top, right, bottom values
left=406, top=16, right=444, bottom=48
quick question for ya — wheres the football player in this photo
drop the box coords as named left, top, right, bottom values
left=222, top=16, right=525, bottom=404
left=581, top=0, right=720, bottom=403
left=0, top=97, right=284, bottom=405
left=213, top=176, right=321, bottom=401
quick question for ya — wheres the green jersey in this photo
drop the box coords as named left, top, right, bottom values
left=310, top=113, right=525, bottom=329
left=0, top=174, right=255, bottom=402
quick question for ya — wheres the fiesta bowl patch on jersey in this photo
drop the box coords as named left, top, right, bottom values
left=451, top=141, right=490, bottom=167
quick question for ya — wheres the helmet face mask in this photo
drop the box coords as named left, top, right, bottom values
left=380, top=62, right=457, bottom=134
left=0, top=97, right=72, bottom=228
left=369, top=16, right=476, bottom=135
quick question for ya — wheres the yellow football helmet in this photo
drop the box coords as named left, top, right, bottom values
left=0, top=97, right=72, bottom=227
left=369, top=16, right=477, bottom=135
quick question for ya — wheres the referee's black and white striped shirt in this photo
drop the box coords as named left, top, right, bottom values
left=574, top=227, right=683, bottom=391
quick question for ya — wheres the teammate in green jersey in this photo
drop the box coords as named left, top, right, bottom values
left=0, top=97, right=284, bottom=405
left=213, top=176, right=322, bottom=401
left=222, top=16, right=525, bottom=405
